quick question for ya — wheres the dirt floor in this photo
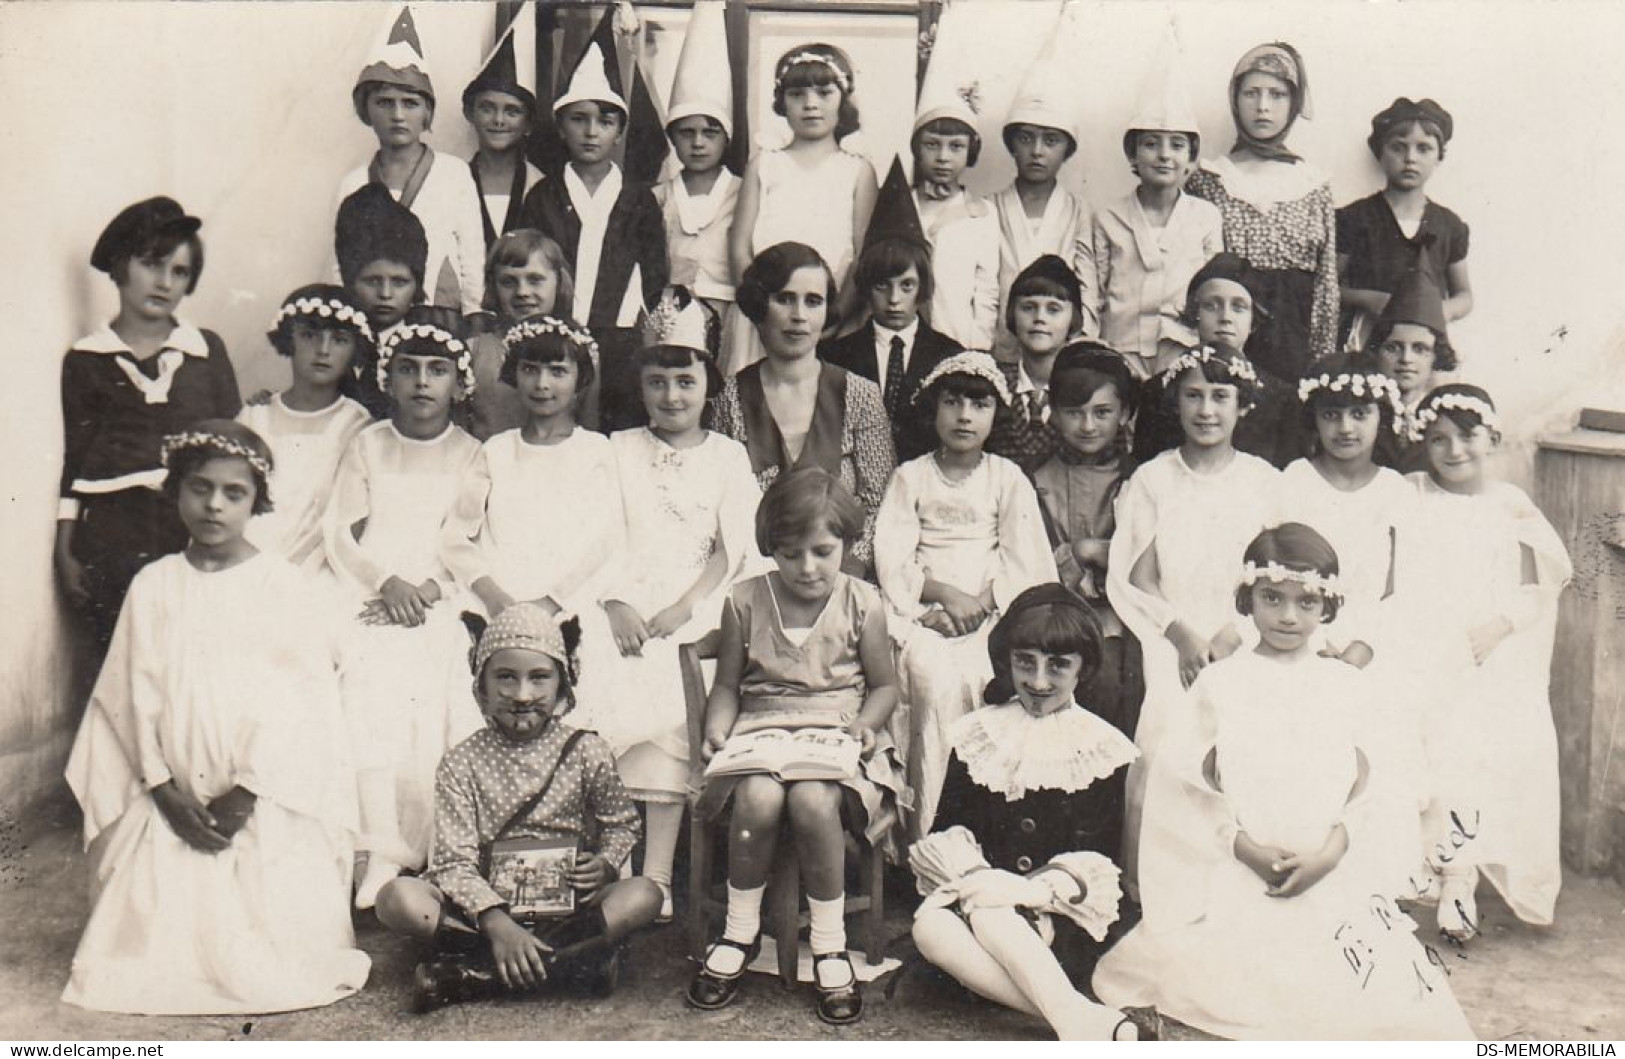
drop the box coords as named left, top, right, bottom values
left=2, top=794, right=1620, bottom=1042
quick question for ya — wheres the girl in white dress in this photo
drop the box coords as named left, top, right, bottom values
left=1106, top=343, right=1278, bottom=902
left=589, top=290, right=761, bottom=920
left=726, top=43, right=878, bottom=372
left=327, top=312, right=485, bottom=908
left=1393, top=385, right=1571, bottom=942
left=1280, top=353, right=1423, bottom=897
left=875, top=352, right=1057, bottom=838
left=239, top=285, right=374, bottom=575
left=1094, top=524, right=1473, bottom=1040
left=65, top=421, right=369, bottom=1014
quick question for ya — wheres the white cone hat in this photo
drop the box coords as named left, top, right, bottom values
left=1125, top=39, right=1200, bottom=138
left=1003, top=6, right=1078, bottom=143
left=666, top=0, right=733, bottom=138
left=914, top=2, right=982, bottom=132
left=554, top=40, right=628, bottom=116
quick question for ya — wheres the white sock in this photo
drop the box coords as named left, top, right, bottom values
left=807, top=895, right=847, bottom=955
left=722, top=883, right=764, bottom=944
left=642, top=802, right=683, bottom=889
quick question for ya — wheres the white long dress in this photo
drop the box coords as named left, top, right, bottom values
left=325, top=420, right=485, bottom=868
left=875, top=452, right=1057, bottom=838
left=1274, top=458, right=1424, bottom=897
left=1105, top=447, right=1277, bottom=906
left=239, top=394, right=372, bottom=575
left=1390, top=475, right=1571, bottom=924
left=581, top=428, right=761, bottom=800
left=1093, top=651, right=1474, bottom=1040
left=917, top=189, right=1001, bottom=351
left=63, top=553, right=370, bottom=1014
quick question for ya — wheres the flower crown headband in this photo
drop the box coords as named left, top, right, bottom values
left=504, top=316, right=601, bottom=369
left=1238, top=560, right=1344, bottom=603
left=914, top=350, right=1012, bottom=406
left=1297, top=371, right=1403, bottom=414
left=272, top=296, right=374, bottom=347
left=159, top=430, right=272, bottom=480
left=376, top=324, right=477, bottom=397
left=1407, top=391, right=1500, bottom=443
left=1165, top=344, right=1259, bottom=386
left=776, top=51, right=852, bottom=95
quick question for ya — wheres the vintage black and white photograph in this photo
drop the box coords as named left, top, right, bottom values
left=1, top=0, right=1623, bottom=1044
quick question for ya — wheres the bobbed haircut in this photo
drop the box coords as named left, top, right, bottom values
left=109, top=228, right=206, bottom=295
left=912, top=117, right=982, bottom=169
left=1365, top=318, right=1458, bottom=374
left=267, top=283, right=375, bottom=359
left=1122, top=128, right=1201, bottom=163
left=1003, top=258, right=1082, bottom=334
left=855, top=236, right=935, bottom=306
left=772, top=43, right=860, bottom=143
left=499, top=320, right=597, bottom=400
left=482, top=228, right=576, bottom=317
left=1418, top=382, right=1501, bottom=442
left=1050, top=341, right=1140, bottom=409
left=1000, top=122, right=1078, bottom=161
left=919, top=371, right=1009, bottom=431
left=1298, top=352, right=1396, bottom=444
left=636, top=343, right=722, bottom=401
left=1370, top=117, right=1448, bottom=161
left=736, top=242, right=838, bottom=325
left=755, top=467, right=865, bottom=556
left=983, top=586, right=1105, bottom=705
left=161, top=418, right=274, bottom=517
left=1234, top=522, right=1342, bottom=623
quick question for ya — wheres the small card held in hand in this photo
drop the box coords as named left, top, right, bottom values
left=704, top=727, right=861, bottom=783
left=488, top=836, right=578, bottom=918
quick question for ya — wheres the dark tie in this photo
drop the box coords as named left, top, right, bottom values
left=883, top=335, right=907, bottom=419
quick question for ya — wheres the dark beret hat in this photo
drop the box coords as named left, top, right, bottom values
left=90, top=197, right=201, bottom=273
left=1367, top=97, right=1453, bottom=156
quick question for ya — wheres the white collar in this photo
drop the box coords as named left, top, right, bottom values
left=1011, top=357, right=1046, bottom=396
left=670, top=168, right=738, bottom=235
left=1198, top=153, right=1328, bottom=210
left=873, top=318, right=920, bottom=348
left=563, top=162, right=623, bottom=215
left=949, top=700, right=1139, bottom=799
left=75, top=320, right=209, bottom=359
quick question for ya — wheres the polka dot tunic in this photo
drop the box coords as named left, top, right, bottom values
left=426, top=723, right=640, bottom=920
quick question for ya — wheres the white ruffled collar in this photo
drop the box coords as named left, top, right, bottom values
left=1199, top=153, right=1328, bottom=210
left=949, top=700, right=1138, bottom=800
left=75, top=320, right=209, bottom=358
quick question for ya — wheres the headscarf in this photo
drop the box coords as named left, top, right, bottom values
left=1228, top=42, right=1312, bottom=163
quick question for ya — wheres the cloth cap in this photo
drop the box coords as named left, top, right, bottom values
left=1185, top=251, right=1264, bottom=313
left=1124, top=46, right=1200, bottom=141
left=474, top=603, right=576, bottom=684
left=666, top=0, right=733, bottom=137
left=554, top=40, right=628, bottom=116
left=91, top=197, right=201, bottom=273
left=463, top=15, right=539, bottom=118
left=914, top=350, right=1012, bottom=407
left=1367, top=96, right=1453, bottom=155
left=1377, top=268, right=1449, bottom=337
left=862, top=157, right=930, bottom=255
left=642, top=288, right=712, bottom=353
left=1003, top=8, right=1079, bottom=143
left=335, top=183, right=429, bottom=288
left=353, top=5, right=435, bottom=122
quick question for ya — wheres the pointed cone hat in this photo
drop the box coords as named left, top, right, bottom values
left=1378, top=268, right=1449, bottom=337
left=554, top=11, right=628, bottom=117
left=354, top=4, right=434, bottom=121
left=464, top=11, right=540, bottom=116
left=862, top=157, right=929, bottom=255
left=1004, top=6, right=1078, bottom=143
left=1125, top=35, right=1200, bottom=139
left=914, top=2, right=982, bottom=132
left=625, top=58, right=671, bottom=185
left=667, top=0, right=733, bottom=138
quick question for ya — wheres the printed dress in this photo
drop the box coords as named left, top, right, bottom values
left=1093, top=651, right=1474, bottom=1040
left=63, top=553, right=369, bottom=1014
left=581, top=428, right=761, bottom=802
left=326, top=421, right=485, bottom=868
left=1391, top=476, right=1571, bottom=924
left=239, top=394, right=372, bottom=574
left=874, top=453, right=1057, bottom=838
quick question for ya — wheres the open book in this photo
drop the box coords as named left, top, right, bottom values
left=704, top=727, right=861, bottom=783
left=487, top=836, right=578, bottom=918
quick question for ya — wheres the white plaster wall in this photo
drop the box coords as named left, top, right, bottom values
left=3, top=0, right=1623, bottom=812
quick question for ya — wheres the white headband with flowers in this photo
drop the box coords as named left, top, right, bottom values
left=273, top=296, right=375, bottom=347
left=376, top=324, right=477, bottom=396
left=1407, top=391, right=1500, bottom=443
left=1165, top=345, right=1259, bottom=386
left=776, top=51, right=852, bottom=94
left=1297, top=371, right=1403, bottom=414
left=160, top=430, right=272, bottom=480
left=504, top=316, right=601, bottom=369
left=914, top=350, right=1012, bottom=406
left=1238, top=560, right=1345, bottom=603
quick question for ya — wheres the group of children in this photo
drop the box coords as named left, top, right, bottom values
left=52, top=9, right=1569, bottom=1043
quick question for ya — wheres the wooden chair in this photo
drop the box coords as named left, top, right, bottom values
left=680, top=632, right=888, bottom=986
